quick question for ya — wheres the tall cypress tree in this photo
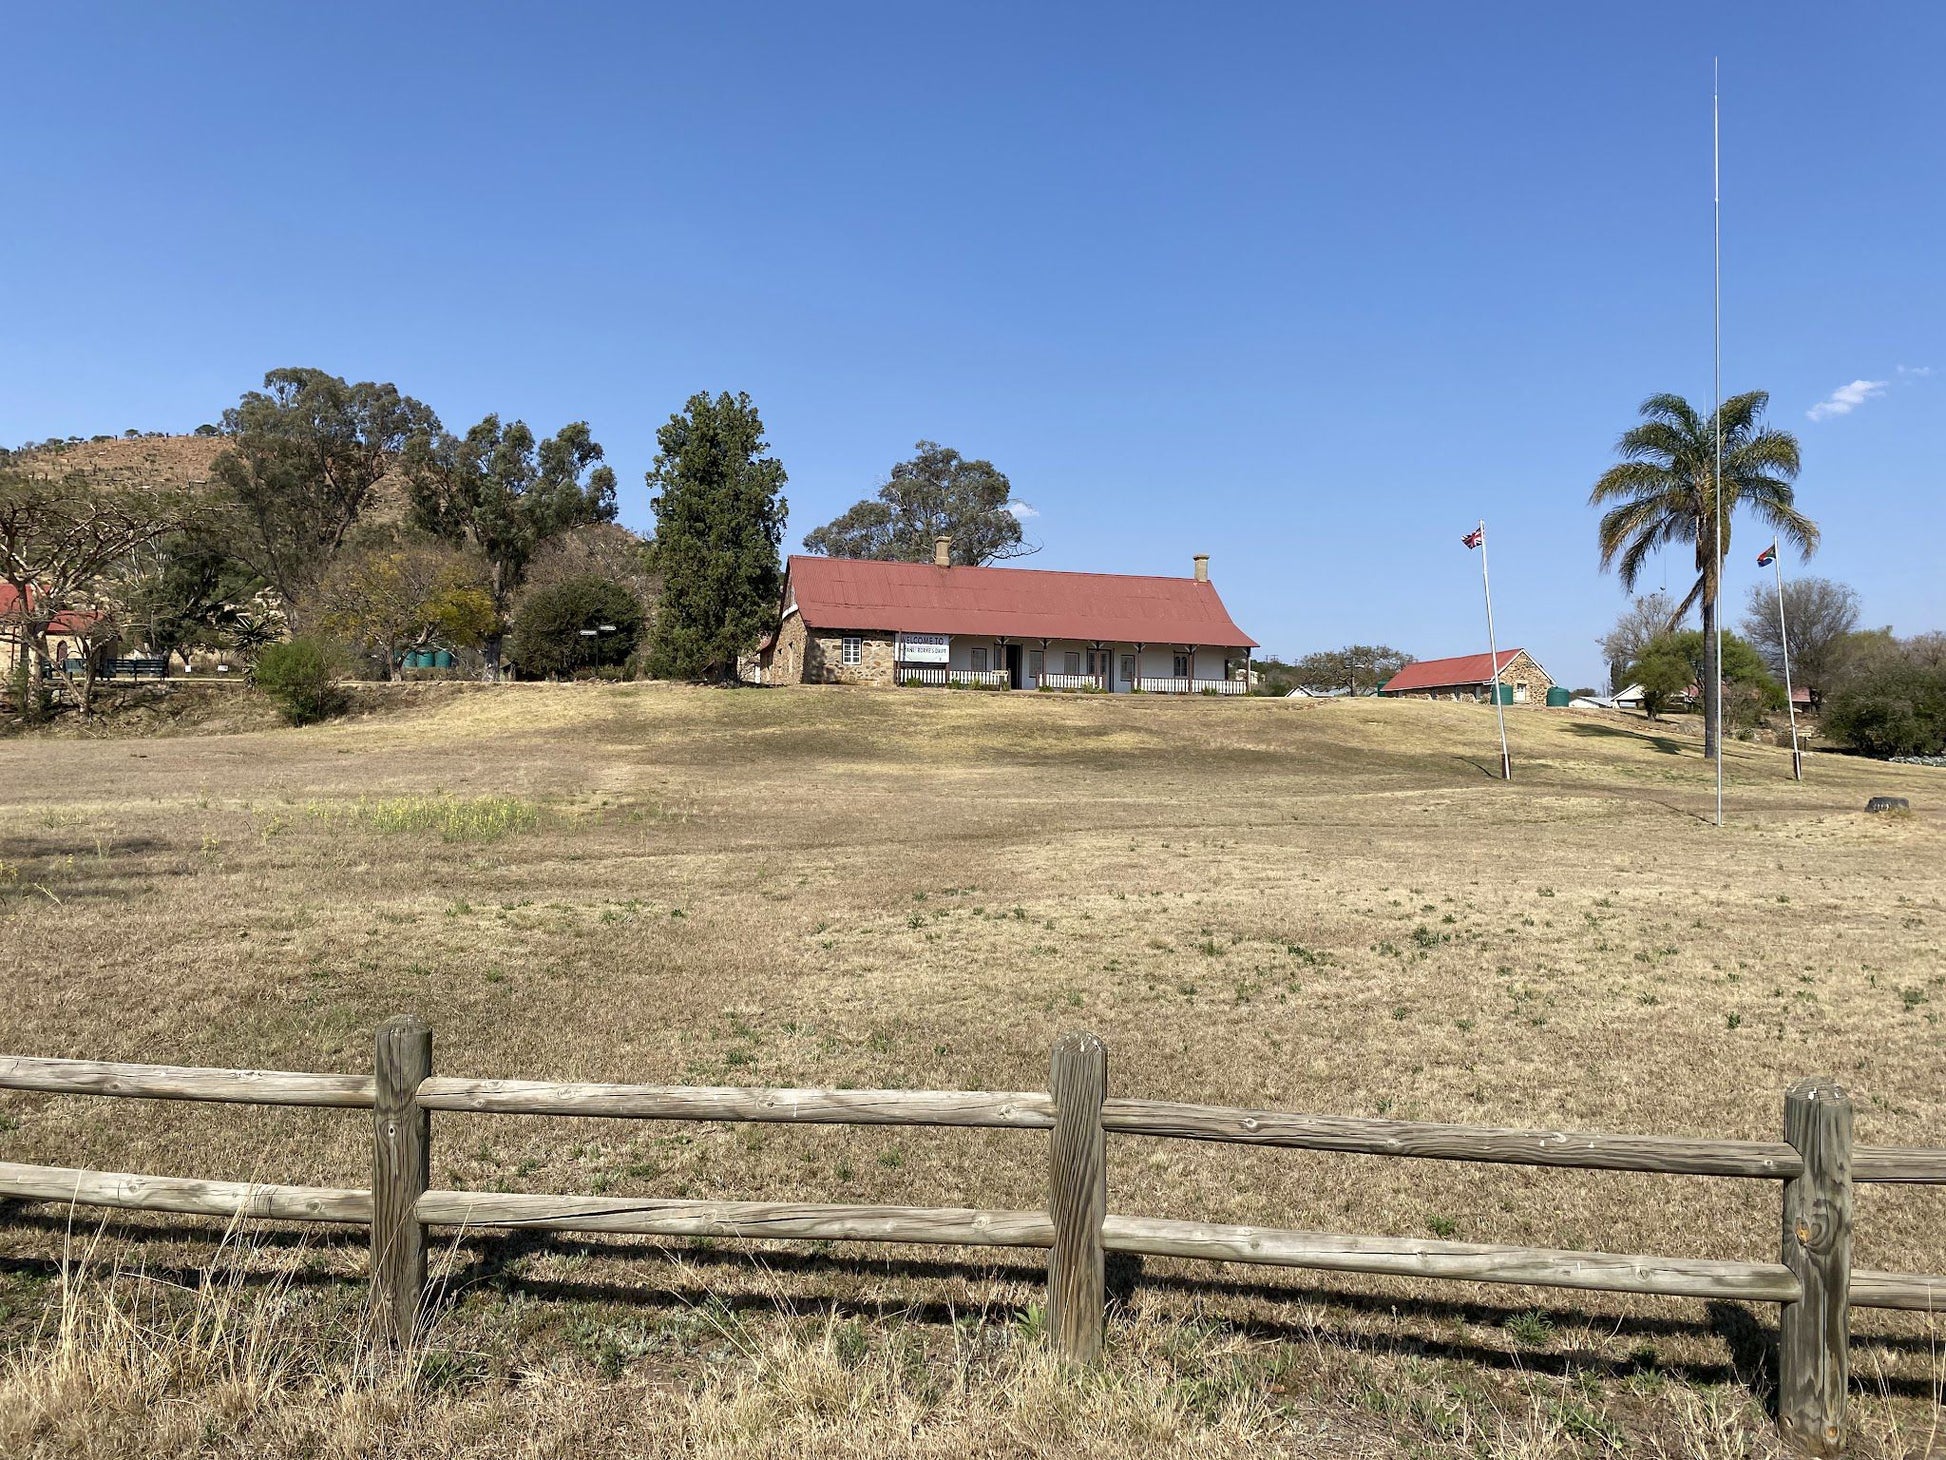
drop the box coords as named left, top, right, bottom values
left=645, top=392, right=787, bottom=682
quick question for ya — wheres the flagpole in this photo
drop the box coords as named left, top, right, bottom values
left=1772, top=551, right=1803, bottom=780
left=1477, top=519, right=1512, bottom=780
left=1712, top=58, right=1725, bottom=828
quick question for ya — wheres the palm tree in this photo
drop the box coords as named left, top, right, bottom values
left=1589, top=391, right=1816, bottom=759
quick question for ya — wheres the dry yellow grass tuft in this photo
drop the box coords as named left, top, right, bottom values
left=1, top=684, right=1942, bottom=1455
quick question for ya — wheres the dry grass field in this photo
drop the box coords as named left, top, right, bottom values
left=1, top=684, right=1942, bottom=1458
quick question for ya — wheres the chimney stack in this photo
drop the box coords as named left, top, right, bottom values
left=1192, top=553, right=1209, bottom=583
left=934, top=536, right=953, bottom=568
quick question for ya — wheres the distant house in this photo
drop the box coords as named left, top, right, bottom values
left=0, top=583, right=102, bottom=676
left=1378, top=648, right=1555, bottom=704
left=753, top=541, right=1257, bottom=692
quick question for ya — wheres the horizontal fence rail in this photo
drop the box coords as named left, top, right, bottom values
left=417, top=1191, right=1057, bottom=1247
left=1100, top=1215, right=1804, bottom=1304
left=0, top=1055, right=377, bottom=1109
left=12, top=1055, right=1941, bottom=1182
left=0, top=1160, right=374, bottom=1224
left=8, top=1157, right=1939, bottom=1316
left=3, top=1027, right=1943, bottom=1456
left=414, top=1078, right=1055, bottom=1127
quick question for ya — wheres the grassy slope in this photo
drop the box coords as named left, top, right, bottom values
left=1, top=686, right=1941, bottom=1457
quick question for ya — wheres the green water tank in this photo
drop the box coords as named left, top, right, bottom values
left=433, top=649, right=454, bottom=669
left=1546, top=686, right=1571, bottom=708
left=410, top=650, right=432, bottom=668
left=1492, top=684, right=1513, bottom=705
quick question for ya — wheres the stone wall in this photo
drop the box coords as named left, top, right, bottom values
left=1497, top=651, right=1556, bottom=705
left=754, top=614, right=810, bottom=684
left=803, top=628, right=897, bottom=685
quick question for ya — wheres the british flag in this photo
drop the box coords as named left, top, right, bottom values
left=1461, top=528, right=1483, bottom=549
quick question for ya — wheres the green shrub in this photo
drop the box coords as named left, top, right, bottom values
left=1823, top=663, right=1946, bottom=757
left=253, top=637, right=346, bottom=725
left=508, top=576, right=645, bottom=679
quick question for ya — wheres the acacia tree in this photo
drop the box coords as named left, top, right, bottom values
left=802, top=441, right=1032, bottom=565
left=313, top=538, right=496, bottom=681
left=1738, top=576, right=1860, bottom=707
left=404, top=416, right=618, bottom=675
left=1598, top=592, right=1677, bottom=692
left=1289, top=644, right=1414, bottom=695
left=644, top=392, right=787, bottom=682
left=112, top=531, right=272, bottom=670
left=0, top=472, right=192, bottom=716
left=1589, top=392, right=1815, bottom=759
left=212, top=368, right=441, bottom=619
left=1628, top=628, right=1780, bottom=726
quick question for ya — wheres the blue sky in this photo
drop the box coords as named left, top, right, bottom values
left=4, top=3, right=1940, bottom=687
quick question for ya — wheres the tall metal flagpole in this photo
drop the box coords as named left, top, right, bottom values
left=1712, top=59, right=1725, bottom=828
left=1772, top=550, right=1803, bottom=780
left=1477, top=519, right=1512, bottom=780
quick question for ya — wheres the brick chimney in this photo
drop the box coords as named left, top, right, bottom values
left=934, top=536, right=953, bottom=568
left=1192, top=553, right=1209, bottom=583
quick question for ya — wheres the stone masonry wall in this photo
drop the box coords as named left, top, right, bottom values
left=756, top=613, right=809, bottom=684
left=803, top=628, right=897, bottom=686
left=1497, top=650, right=1556, bottom=705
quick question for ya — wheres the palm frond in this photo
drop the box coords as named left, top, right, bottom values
left=1638, top=393, right=1705, bottom=437
left=1589, top=460, right=1687, bottom=506
left=1614, top=420, right=1696, bottom=466
left=1671, top=575, right=1705, bottom=623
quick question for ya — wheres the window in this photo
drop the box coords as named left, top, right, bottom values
left=1028, top=650, right=1044, bottom=678
left=1064, top=651, right=1081, bottom=675
left=1173, top=652, right=1190, bottom=678
left=972, top=647, right=988, bottom=672
left=1120, top=655, right=1135, bottom=682
left=841, top=636, right=862, bottom=666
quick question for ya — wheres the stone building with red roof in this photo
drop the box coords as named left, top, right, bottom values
left=1377, top=648, right=1555, bottom=704
left=0, top=582, right=104, bottom=677
left=753, top=539, right=1256, bottom=693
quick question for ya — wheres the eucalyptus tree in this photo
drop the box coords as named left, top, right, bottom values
left=211, top=368, right=441, bottom=619
left=803, top=441, right=1032, bottom=565
left=405, top=416, right=618, bottom=675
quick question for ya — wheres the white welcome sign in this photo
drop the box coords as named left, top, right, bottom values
left=897, top=633, right=950, bottom=665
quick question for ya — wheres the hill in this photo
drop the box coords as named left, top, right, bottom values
left=0, top=689, right=1939, bottom=1456
left=3, top=431, right=415, bottom=522
left=5, top=432, right=227, bottom=492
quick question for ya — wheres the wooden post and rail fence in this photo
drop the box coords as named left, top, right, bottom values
left=2, top=1019, right=1943, bottom=1454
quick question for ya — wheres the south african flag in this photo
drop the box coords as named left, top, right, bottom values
left=1756, top=544, right=1777, bottom=567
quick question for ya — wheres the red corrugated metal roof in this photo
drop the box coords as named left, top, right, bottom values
left=782, top=555, right=1256, bottom=647
left=0, top=582, right=99, bottom=636
left=1382, top=649, right=1529, bottom=693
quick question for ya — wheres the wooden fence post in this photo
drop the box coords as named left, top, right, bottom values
left=372, top=1015, right=432, bottom=1345
left=1779, top=1077, right=1851, bottom=1456
left=1047, top=1031, right=1107, bottom=1365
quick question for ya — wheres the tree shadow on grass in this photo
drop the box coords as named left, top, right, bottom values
left=1564, top=721, right=1690, bottom=757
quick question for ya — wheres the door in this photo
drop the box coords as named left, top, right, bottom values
left=1005, top=643, right=1023, bottom=689
left=1088, top=648, right=1111, bottom=687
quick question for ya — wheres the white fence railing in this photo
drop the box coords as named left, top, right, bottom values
left=1036, top=672, right=1107, bottom=692
left=901, top=667, right=1009, bottom=688
left=1135, top=677, right=1247, bottom=695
